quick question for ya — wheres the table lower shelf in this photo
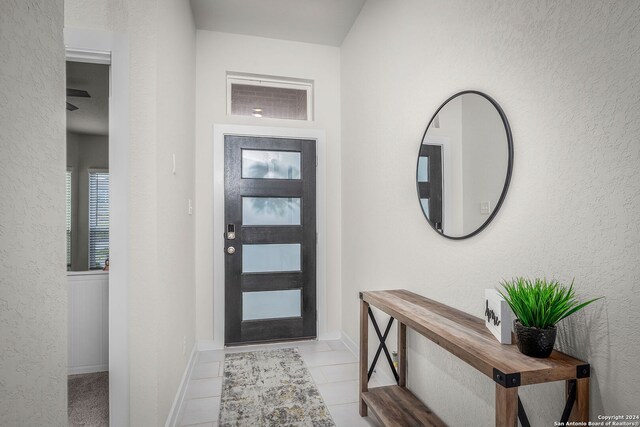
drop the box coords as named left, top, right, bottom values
left=361, top=385, right=447, bottom=427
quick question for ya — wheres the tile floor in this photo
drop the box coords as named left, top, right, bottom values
left=177, top=339, right=391, bottom=426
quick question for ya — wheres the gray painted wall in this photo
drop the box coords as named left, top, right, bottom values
left=0, top=0, right=67, bottom=425
left=67, top=132, right=109, bottom=271
left=341, top=1, right=640, bottom=425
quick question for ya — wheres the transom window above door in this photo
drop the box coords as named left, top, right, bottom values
left=227, top=73, right=314, bottom=121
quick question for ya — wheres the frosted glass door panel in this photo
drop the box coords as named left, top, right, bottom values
left=420, top=199, right=430, bottom=218
left=242, top=289, right=302, bottom=321
left=242, top=243, right=301, bottom=273
left=417, top=157, right=429, bottom=182
left=242, top=150, right=301, bottom=179
left=242, top=197, right=301, bottom=226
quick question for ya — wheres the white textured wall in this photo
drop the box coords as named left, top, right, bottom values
left=461, top=95, right=508, bottom=234
left=64, top=0, right=113, bottom=32
left=341, top=1, right=640, bottom=425
left=153, top=0, right=196, bottom=422
left=194, top=31, right=342, bottom=342
left=0, top=0, right=67, bottom=425
left=65, top=0, right=196, bottom=425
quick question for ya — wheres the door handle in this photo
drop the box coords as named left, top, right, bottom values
left=226, top=246, right=236, bottom=255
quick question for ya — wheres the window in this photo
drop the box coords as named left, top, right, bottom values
left=89, top=171, right=109, bottom=269
left=66, top=170, right=72, bottom=270
left=227, top=73, right=313, bottom=121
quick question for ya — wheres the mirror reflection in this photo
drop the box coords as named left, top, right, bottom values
left=417, top=91, right=512, bottom=239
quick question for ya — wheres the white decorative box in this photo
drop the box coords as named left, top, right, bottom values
left=484, top=289, right=513, bottom=344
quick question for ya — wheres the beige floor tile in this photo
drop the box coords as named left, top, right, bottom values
left=328, top=402, right=381, bottom=427
left=191, top=362, right=221, bottom=380
left=301, top=350, right=358, bottom=368
left=187, top=377, right=223, bottom=399
left=319, top=363, right=359, bottom=383
left=180, top=396, right=220, bottom=426
left=317, top=380, right=359, bottom=406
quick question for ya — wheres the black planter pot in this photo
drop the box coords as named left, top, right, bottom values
left=513, top=320, right=557, bottom=358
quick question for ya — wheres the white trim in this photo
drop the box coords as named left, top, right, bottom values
left=320, top=330, right=342, bottom=341
left=65, top=27, right=130, bottom=427
left=212, top=125, right=328, bottom=349
left=69, top=364, right=109, bottom=375
left=226, top=72, right=314, bottom=121
left=164, top=343, right=199, bottom=427
left=340, top=331, right=359, bottom=358
left=66, top=48, right=111, bottom=65
left=67, top=270, right=109, bottom=277
left=196, top=340, right=220, bottom=352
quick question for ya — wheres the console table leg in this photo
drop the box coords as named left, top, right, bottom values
left=359, top=298, right=369, bottom=417
left=568, top=378, right=589, bottom=422
left=495, top=385, right=518, bottom=427
left=398, top=322, right=407, bottom=387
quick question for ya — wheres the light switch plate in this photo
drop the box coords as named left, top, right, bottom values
left=480, top=201, right=491, bottom=215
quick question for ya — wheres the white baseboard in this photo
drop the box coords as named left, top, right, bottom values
left=341, top=331, right=359, bottom=357
left=318, top=330, right=341, bottom=341
left=165, top=343, right=199, bottom=427
left=198, top=339, right=224, bottom=351
left=68, top=364, right=109, bottom=375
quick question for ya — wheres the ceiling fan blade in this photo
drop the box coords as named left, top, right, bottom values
left=66, top=102, right=79, bottom=111
left=67, top=88, right=91, bottom=98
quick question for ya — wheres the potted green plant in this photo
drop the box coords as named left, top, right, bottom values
left=499, top=277, right=601, bottom=358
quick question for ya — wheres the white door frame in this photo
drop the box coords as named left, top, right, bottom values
left=210, top=125, right=327, bottom=349
left=65, top=28, right=130, bottom=427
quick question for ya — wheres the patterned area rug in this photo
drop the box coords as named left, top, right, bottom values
left=219, top=348, right=335, bottom=426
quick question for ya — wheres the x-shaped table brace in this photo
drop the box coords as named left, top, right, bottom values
left=366, top=307, right=399, bottom=383
left=517, top=379, right=577, bottom=427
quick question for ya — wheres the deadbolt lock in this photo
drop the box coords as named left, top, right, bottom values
left=226, top=224, right=236, bottom=240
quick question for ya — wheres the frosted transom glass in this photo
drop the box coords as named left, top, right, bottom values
left=242, top=150, right=301, bottom=179
left=243, top=197, right=301, bottom=226
left=242, top=243, right=301, bottom=273
left=231, top=84, right=308, bottom=120
left=242, top=289, right=302, bottom=321
left=417, top=157, right=429, bottom=182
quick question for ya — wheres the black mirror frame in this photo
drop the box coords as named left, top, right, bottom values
left=416, top=90, right=514, bottom=240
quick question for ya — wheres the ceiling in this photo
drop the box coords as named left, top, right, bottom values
left=189, top=0, right=366, bottom=46
left=66, top=61, right=109, bottom=136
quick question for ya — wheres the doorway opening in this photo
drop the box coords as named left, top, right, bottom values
left=66, top=59, right=110, bottom=426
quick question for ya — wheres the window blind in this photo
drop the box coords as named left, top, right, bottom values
left=89, top=171, right=109, bottom=269
left=66, top=170, right=72, bottom=269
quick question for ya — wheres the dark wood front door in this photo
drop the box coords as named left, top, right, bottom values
left=417, top=144, right=443, bottom=231
left=224, top=135, right=317, bottom=345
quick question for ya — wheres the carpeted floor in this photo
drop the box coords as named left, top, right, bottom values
left=68, top=371, right=109, bottom=427
left=219, top=348, right=335, bottom=427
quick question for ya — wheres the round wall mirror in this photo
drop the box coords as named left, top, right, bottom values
left=416, top=91, right=513, bottom=239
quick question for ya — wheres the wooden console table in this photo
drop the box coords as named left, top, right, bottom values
left=359, top=289, right=590, bottom=427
